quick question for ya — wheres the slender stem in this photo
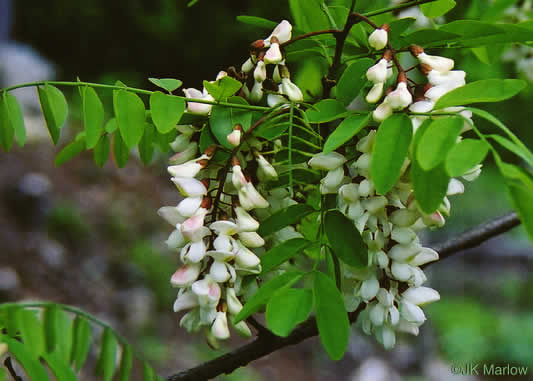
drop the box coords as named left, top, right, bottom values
left=321, top=2, right=338, bottom=29
left=0, top=80, right=271, bottom=112
left=363, top=0, right=440, bottom=18
left=281, top=29, right=340, bottom=48
left=288, top=102, right=295, bottom=197
left=4, top=358, right=23, bottom=381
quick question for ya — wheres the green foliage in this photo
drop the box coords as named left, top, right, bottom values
left=420, top=0, right=456, bottom=17
left=210, top=97, right=253, bottom=149
left=336, top=59, right=374, bottom=106
left=258, top=204, right=317, bottom=236
left=371, top=114, right=413, bottom=195
left=149, top=92, right=185, bottom=134
left=324, top=114, right=370, bottom=153
left=113, top=90, right=146, bottom=149
left=266, top=288, right=313, bottom=337
left=148, top=78, right=183, bottom=93
left=0, top=303, right=160, bottom=381
left=325, top=210, right=367, bottom=268
left=203, top=76, right=243, bottom=102
left=82, top=86, right=105, bottom=149
left=38, top=84, right=69, bottom=144
left=445, top=139, right=489, bottom=177
left=306, top=99, right=348, bottom=123
left=0, top=93, right=15, bottom=151
left=260, top=238, right=312, bottom=275
left=313, top=271, right=350, bottom=361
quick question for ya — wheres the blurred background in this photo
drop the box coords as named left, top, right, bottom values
left=1, top=0, right=533, bottom=380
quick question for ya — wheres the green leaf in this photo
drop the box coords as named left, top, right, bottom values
left=142, top=361, right=154, bottom=381
left=94, top=134, right=111, bottom=168
left=416, top=116, right=464, bottom=171
left=236, top=15, right=277, bottom=30
left=105, top=118, right=118, bottom=133
left=258, top=204, right=316, bottom=236
left=325, top=210, right=367, bottom=268
left=488, top=134, right=533, bottom=167
left=37, top=84, right=68, bottom=144
left=148, top=78, right=183, bottom=93
left=445, top=139, right=489, bottom=177
left=82, top=86, right=105, bottom=149
left=5, top=93, right=26, bottom=146
left=114, top=90, right=146, bottom=149
left=233, top=271, right=305, bottom=324
left=434, top=79, right=526, bottom=109
left=203, top=76, right=242, bottom=101
left=113, top=132, right=129, bottom=168
left=370, top=114, right=412, bottom=195
left=393, top=28, right=460, bottom=49
left=43, top=306, right=73, bottom=362
left=440, top=21, right=533, bottom=47
left=506, top=180, right=533, bottom=241
left=95, top=327, right=118, bottom=381
left=55, top=136, right=86, bottom=166
left=1, top=336, right=50, bottom=381
left=42, top=351, right=78, bottom=381
left=313, top=271, right=350, bottom=361
left=139, top=123, right=155, bottom=165
left=117, top=345, right=133, bottom=381
left=266, top=288, right=313, bottom=337
left=0, top=93, right=14, bottom=151
left=260, top=238, right=311, bottom=275
left=17, top=309, right=45, bottom=356
left=70, top=316, right=92, bottom=371
left=150, top=91, right=185, bottom=133
left=336, top=59, right=374, bottom=106
left=210, top=96, right=252, bottom=148
left=289, top=0, right=329, bottom=33
left=305, top=99, right=347, bottom=123
left=420, top=0, right=456, bottom=17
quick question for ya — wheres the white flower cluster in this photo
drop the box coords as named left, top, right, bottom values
left=159, top=141, right=279, bottom=347
left=240, top=20, right=304, bottom=106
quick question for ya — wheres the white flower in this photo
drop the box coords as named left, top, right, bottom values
left=388, top=243, right=421, bottom=262
left=339, top=183, right=360, bottom=203
left=173, top=290, right=199, bottom=313
left=264, top=42, right=283, bottom=64
left=308, top=152, right=346, bottom=171
left=409, top=247, right=439, bottom=266
left=254, top=61, right=267, bottom=82
left=400, top=301, right=426, bottom=323
left=209, top=259, right=234, bottom=283
left=166, top=228, right=186, bottom=250
left=369, top=302, right=385, bottom=325
left=227, top=129, right=242, bottom=147
left=366, top=59, right=389, bottom=83
left=180, top=240, right=208, bottom=263
left=183, top=87, right=214, bottom=115
left=231, top=164, right=248, bottom=190
left=256, top=154, right=278, bottom=181
left=366, top=82, right=384, bottom=103
left=158, top=206, right=186, bottom=226
left=176, top=197, right=203, bottom=218
left=360, top=276, right=380, bottom=301
left=402, top=286, right=440, bottom=305
left=239, top=231, right=265, bottom=248
left=241, top=57, right=254, bottom=73
left=409, top=99, right=435, bottom=113
left=250, top=81, right=264, bottom=103
left=427, top=70, right=466, bottom=88
left=226, top=288, right=244, bottom=315
left=462, top=164, right=482, bottom=181
left=181, top=212, right=210, bottom=242
left=267, top=92, right=287, bottom=107
left=235, top=206, right=260, bottom=232
left=211, top=311, right=230, bottom=340
left=192, top=276, right=222, bottom=306
left=238, top=182, right=269, bottom=210
left=171, top=263, right=201, bottom=287
left=417, top=52, right=454, bottom=73
left=171, top=177, right=208, bottom=197
left=377, top=325, right=396, bottom=349
left=391, top=261, right=414, bottom=281
left=234, top=241, right=261, bottom=269
left=373, top=101, right=393, bottom=122
left=169, top=142, right=198, bottom=165
left=266, top=20, right=292, bottom=45
left=320, top=167, right=344, bottom=194
left=385, top=82, right=412, bottom=109
left=168, top=160, right=205, bottom=178
left=280, top=78, right=303, bottom=102
left=368, top=28, right=388, bottom=50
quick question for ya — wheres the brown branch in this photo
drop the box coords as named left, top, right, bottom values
left=166, top=211, right=522, bottom=381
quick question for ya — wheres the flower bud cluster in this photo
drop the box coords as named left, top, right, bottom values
left=159, top=143, right=278, bottom=346
left=307, top=121, right=482, bottom=347
left=241, top=21, right=304, bottom=105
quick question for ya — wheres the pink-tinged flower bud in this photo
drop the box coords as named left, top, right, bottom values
left=234, top=242, right=261, bottom=269
left=280, top=78, right=303, bottom=102
left=391, top=262, right=413, bottom=282
left=227, top=128, right=242, bottom=147
left=402, top=286, right=440, bottom=305
left=366, top=59, right=389, bottom=83
left=183, top=88, right=214, bottom=115
left=171, top=263, right=201, bottom=287
left=169, top=143, right=198, bottom=165
left=235, top=206, right=260, bottom=232
left=211, top=311, right=230, bottom=340
left=366, top=82, right=384, bottom=104
left=372, top=101, right=393, bottom=122
left=158, top=206, right=186, bottom=226
left=209, top=260, right=231, bottom=283
left=417, top=52, right=454, bottom=73
left=173, top=290, right=199, bottom=313
left=166, top=228, right=186, bottom=250
left=409, top=247, right=439, bottom=266
left=250, top=81, right=264, bottom=103
left=308, top=152, right=346, bottom=171
left=241, top=57, right=254, bottom=73
left=254, top=61, right=267, bottom=82
left=192, top=276, right=221, bottom=305
left=462, top=164, right=482, bottom=181
left=264, top=41, right=283, bottom=64
left=226, top=288, right=243, bottom=315
left=256, top=154, right=278, bottom=181
left=368, top=28, right=388, bottom=50
left=369, top=303, right=386, bottom=326
left=238, top=183, right=269, bottom=210
left=238, top=231, right=265, bottom=248
left=171, top=177, right=208, bottom=197
left=385, top=81, right=413, bottom=109
left=360, top=276, right=379, bottom=301
left=267, top=20, right=293, bottom=45
left=181, top=213, right=210, bottom=242
left=400, top=301, right=426, bottom=324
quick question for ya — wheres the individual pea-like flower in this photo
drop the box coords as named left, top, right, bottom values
left=171, top=177, right=208, bottom=198
left=211, top=311, right=231, bottom=340
left=183, top=87, right=214, bottom=115
left=227, top=125, right=243, bottom=147
left=373, top=101, right=393, bottom=122
left=256, top=154, right=278, bottom=181
left=368, top=25, right=389, bottom=50
left=241, top=57, right=255, bottom=73
left=171, top=263, right=202, bottom=287
left=254, top=60, right=267, bottom=82
left=280, top=78, right=303, bottom=102
left=308, top=152, right=346, bottom=171
left=366, top=59, right=390, bottom=84
left=265, top=20, right=293, bottom=46
left=384, top=75, right=413, bottom=109
left=366, top=82, right=385, bottom=104
left=250, top=81, right=264, bottom=103
left=235, top=206, right=260, bottom=232
left=264, top=36, right=283, bottom=64
left=409, top=45, right=454, bottom=73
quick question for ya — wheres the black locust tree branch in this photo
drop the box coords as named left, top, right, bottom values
left=166, top=212, right=521, bottom=381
